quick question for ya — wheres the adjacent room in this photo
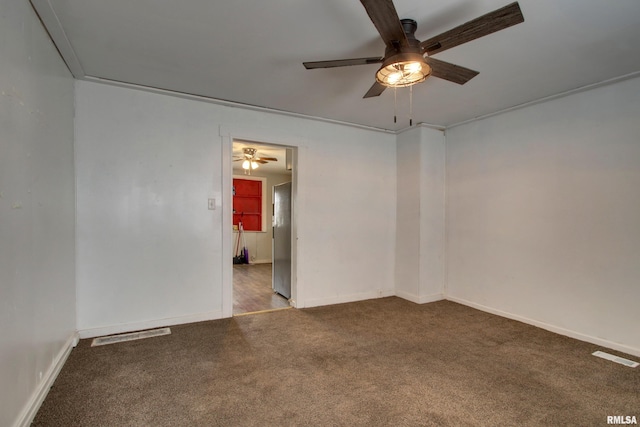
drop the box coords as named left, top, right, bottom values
left=2, top=0, right=639, bottom=426
left=231, top=140, right=293, bottom=315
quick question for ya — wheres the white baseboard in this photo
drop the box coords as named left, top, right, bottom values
left=78, top=310, right=225, bottom=339
left=396, top=291, right=444, bottom=305
left=446, top=296, right=640, bottom=358
left=304, top=289, right=395, bottom=308
left=14, top=331, right=79, bottom=427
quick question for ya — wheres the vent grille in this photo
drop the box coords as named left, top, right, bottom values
left=592, top=351, right=639, bottom=368
left=91, top=327, right=171, bottom=347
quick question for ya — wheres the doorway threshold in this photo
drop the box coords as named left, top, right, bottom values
left=234, top=306, right=293, bottom=317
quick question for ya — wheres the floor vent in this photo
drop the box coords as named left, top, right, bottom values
left=592, top=351, right=639, bottom=368
left=91, top=327, right=171, bottom=347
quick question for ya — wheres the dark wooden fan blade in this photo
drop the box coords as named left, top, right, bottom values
left=363, top=81, right=386, bottom=98
left=254, top=160, right=268, bottom=164
left=425, top=57, right=479, bottom=85
left=256, top=157, right=278, bottom=162
left=304, top=57, right=383, bottom=69
left=421, top=2, right=524, bottom=55
left=360, top=0, right=409, bottom=49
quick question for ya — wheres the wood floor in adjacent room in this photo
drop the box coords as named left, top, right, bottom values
left=233, top=263, right=289, bottom=315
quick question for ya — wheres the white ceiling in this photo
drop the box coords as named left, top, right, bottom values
left=32, top=0, right=640, bottom=131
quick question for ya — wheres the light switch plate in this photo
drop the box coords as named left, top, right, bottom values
left=208, top=198, right=215, bottom=210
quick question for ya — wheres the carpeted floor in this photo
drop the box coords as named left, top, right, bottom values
left=33, top=298, right=639, bottom=426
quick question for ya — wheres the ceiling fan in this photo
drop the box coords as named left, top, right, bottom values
left=303, top=1, right=524, bottom=98
left=233, top=148, right=278, bottom=174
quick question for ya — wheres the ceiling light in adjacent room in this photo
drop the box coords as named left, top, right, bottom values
left=242, top=160, right=259, bottom=170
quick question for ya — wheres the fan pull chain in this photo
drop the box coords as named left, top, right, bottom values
left=393, top=86, right=397, bottom=124
left=409, top=85, right=413, bottom=127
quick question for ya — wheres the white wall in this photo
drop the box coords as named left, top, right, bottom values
left=445, top=75, right=640, bottom=356
left=0, top=1, right=76, bottom=426
left=75, top=80, right=396, bottom=335
left=395, top=126, right=446, bottom=303
left=75, top=81, right=225, bottom=336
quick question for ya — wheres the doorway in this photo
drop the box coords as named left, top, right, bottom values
left=229, top=140, right=296, bottom=315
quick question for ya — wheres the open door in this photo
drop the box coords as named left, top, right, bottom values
left=272, top=182, right=292, bottom=299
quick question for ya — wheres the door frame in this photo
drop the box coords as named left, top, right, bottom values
left=221, top=135, right=298, bottom=317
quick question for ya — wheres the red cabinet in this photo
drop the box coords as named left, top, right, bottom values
left=233, top=179, right=262, bottom=231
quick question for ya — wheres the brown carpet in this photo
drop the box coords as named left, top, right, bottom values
left=33, top=298, right=639, bottom=426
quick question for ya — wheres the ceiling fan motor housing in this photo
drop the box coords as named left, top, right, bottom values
left=243, top=147, right=257, bottom=158
left=383, top=19, right=423, bottom=57
left=401, top=19, right=419, bottom=45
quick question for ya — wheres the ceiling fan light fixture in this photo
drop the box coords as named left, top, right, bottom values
left=242, top=160, right=259, bottom=170
left=376, top=52, right=431, bottom=88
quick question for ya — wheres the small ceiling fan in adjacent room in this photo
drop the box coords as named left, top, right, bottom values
left=303, top=0, right=525, bottom=122
left=233, top=148, right=278, bottom=175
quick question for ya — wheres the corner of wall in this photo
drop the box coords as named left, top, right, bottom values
left=394, top=126, right=447, bottom=303
left=13, top=331, right=79, bottom=427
